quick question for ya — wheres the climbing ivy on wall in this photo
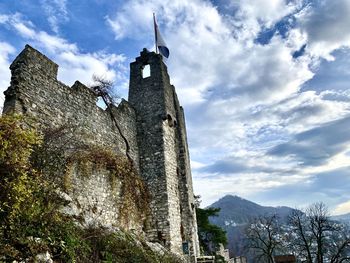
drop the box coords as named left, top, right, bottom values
left=0, top=114, right=85, bottom=261
left=0, top=114, right=42, bottom=233
left=32, top=121, right=151, bottom=229
left=64, top=145, right=151, bottom=228
left=0, top=114, right=176, bottom=262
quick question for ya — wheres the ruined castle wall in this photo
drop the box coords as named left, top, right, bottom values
left=4, top=46, right=139, bottom=165
left=129, top=50, right=183, bottom=254
left=162, top=93, right=183, bottom=254
left=62, top=166, right=122, bottom=228
left=128, top=50, right=201, bottom=259
left=129, top=54, right=171, bottom=240
left=173, top=90, right=200, bottom=257
left=3, top=45, right=200, bottom=259
left=129, top=55, right=169, bottom=244
left=3, top=45, right=143, bottom=230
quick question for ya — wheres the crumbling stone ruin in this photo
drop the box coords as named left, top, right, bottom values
left=2, top=45, right=200, bottom=260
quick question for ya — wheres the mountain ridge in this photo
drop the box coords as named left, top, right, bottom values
left=208, top=195, right=295, bottom=226
left=207, top=195, right=297, bottom=258
left=206, top=194, right=350, bottom=259
left=331, top=212, right=350, bottom=223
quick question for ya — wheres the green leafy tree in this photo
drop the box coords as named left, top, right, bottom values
left=196, top=207, right=227, bottom=255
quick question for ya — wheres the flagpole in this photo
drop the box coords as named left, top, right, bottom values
left=153, top=13, right=158, bottom=54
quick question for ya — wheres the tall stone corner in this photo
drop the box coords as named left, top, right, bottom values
left=128, top=48, right=200, bottom=259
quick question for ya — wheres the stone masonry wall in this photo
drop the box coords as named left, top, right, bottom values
left=129, top=50, right=177, bottom=249
left=2, top=45, right=199, bottom=259
left=163, top=119, right=183, bottom=253
left=3, top=45, right=143, bottom=231
left=128, top=49, right=199, bottom=258
left=62, top=165, right=121, bottom=228
left=173, top=89, right=200, bottom=256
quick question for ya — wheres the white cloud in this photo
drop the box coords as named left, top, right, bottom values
left=333, top=200, right=350, bottom=215
left=106, top=0, right=156, bottom=40
left=239, top=0, right=300, bottom=24
left=297, top=0, right=350, bottom=60
left=107, top=0, right=313, bottom=107
left=187, top=86, right=350, bottom=172
left=40, top=0, right=69, bottom=33
left=227, top=0, right=302, bottom=38
left=0, top=42, right=16, bottom=106
left=249, top=91, right=350, bottom=135
left=193, top=170, right=307, bottom=207
left=0, top=13, right=127, bottom=89
left=0, top=14, right=9, bottom=24
left=57, top=50, right=126, bottom=86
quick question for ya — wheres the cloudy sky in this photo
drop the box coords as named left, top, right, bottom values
left=1, top=0, right=350, bottom=215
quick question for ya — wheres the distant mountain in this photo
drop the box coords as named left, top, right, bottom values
left=331, top=212, right=350, bottom=224
left=209, top=195, right=294, bottom=226
left=207, top=195, right=296, bottom=259
left=206, top=195, right=350, bottom=261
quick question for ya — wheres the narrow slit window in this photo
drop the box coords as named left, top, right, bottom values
left=142, top=64, right=151, bottom=78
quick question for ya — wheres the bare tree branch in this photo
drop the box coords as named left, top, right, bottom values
left=91, top=75, right=132, bottom=163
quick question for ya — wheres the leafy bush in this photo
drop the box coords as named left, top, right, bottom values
left=0, top=114, right=89, bottom=261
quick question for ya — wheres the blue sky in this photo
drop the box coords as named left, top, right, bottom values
left=1, top=0, right=350, bottom=215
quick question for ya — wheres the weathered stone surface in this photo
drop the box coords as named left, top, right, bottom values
left=129, top=49, right=199, bottom=258
left=62, top=166, right=121, bottom=228
left=4, top=45, right=139, bottom=166
left=3, top=44, right=143, bottom=231
left=2, top=45, right=199, bottom=260
left=35, top=251, right=53, bottom=263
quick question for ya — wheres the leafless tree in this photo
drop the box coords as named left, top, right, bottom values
left=329, top=227, right=350, bottom=263
left=309, top=203, right=333, bottom=263
left=288, top=202, right=350, bottom=263
left=244, top=203, right=350, bottom=263
left=288, top=209, right=313, bottom=263
left=91, top=75, right=132, bottom=162
left=244, top=214, right=282, bottom=263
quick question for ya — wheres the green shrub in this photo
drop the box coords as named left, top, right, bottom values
left=0, top=115, right=88, bottom=261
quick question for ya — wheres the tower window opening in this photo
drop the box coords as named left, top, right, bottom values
left=142, top=64, right=151, bottom=78
left=167, top=114, right=175, bottom=127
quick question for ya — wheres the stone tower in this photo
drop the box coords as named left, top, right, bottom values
left=128, top=49, right=199, bottom=258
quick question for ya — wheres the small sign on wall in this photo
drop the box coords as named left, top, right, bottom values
left=182, top=241, right=189, bottom=255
